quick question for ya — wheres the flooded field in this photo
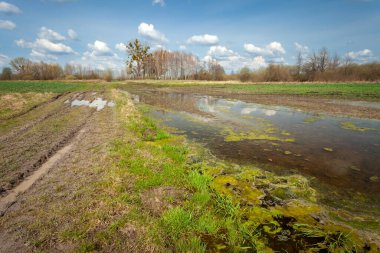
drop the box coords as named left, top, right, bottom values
left=127, top=86, right=380, bottom=211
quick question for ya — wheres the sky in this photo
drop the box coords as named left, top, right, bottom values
left=0, top=0, right=379, bottom=73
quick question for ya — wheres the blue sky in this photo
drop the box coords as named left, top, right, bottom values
left=0, top=0, right=379, bottom=72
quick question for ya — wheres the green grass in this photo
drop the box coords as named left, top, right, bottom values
left=228, top=83, right=380, bottom=98
left=0, top=81, right=95, bottom=93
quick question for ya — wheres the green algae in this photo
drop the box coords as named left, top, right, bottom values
left=341, top=121, right=376, bottom=132
left=205, top=165, right=371, bottom=252
left=323, top=147, right=334, bottom=152
left=221, top=128, right=295, bottom=143
left=303, top=116, right=324, bottom=124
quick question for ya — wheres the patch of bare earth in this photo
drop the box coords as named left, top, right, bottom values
left=0, top=92, right=106, bottom=194
left=140, top=187, right=188, bottom=216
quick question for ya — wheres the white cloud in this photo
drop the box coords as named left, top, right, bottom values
left=138, top=22, right=168, bottom=43
left=73, top=42, right=123, bottom=71
left=179, top=45, right=186, bottom=50
left=35, top=38, right=73, bottom=54
left=0, top=1, right=21, bottom=14
left=204, top=45, right=267, bottom=72
left=0, top=20, right=15, bottom=30
left=15, top=28, right=75, bottom=60
left=346, top=49, right=373, bottom=62
left=347, top=49, right=372, bottom=59
left=187, top=34, right=219, bottom=45
left=16, top=37, right=74, bottom=55
left=87, top=40, right=112, bottom=56
left=67, top=29, right=78, bottom=40
left=0, top=53, right=9, bottom=67
left=115, top=43, right=125, bottom=52
left=208, top=45, right=234, bottom=56
left=152, top=0, right=165, bottom=6
left=244, top=41, right=286, bottom=56
left=294, top=42, right=309, bottom=53
left=39, top=27, right=65, bottom=42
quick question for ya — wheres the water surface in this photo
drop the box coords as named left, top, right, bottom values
left=126, top=87, right=380, bottom=210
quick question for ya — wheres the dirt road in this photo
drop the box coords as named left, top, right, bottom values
left=0, top=90, right=119, bottom=251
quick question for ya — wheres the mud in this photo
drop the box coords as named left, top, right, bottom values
left=0, top=128, right=86, bottom=216
left=0, top=92, right=106, bottom=195
left=0, top=91, right=119, bottom=252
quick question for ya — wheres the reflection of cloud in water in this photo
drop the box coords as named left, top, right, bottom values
left=265, top=110, right=277, bottom=116
left=198, top=96, right=217, bottom=113
left=70, top=98, right=114, bottom=111
left=241, top=107, right=257, bottom=115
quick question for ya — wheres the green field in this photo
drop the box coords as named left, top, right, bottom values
left=127, top=81, right=380, bottom=99
left=228, top=83, right=380, bottom=98
left=0, top=81, right=94, bottom=93
left=2, top=81, right=380, bottom=100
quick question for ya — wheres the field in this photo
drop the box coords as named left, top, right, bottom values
left=126, top=80, right=380, bottom=99
left=0, top=81, right=379, bottom=252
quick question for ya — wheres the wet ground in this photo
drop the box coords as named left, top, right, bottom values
left=126, top=86, right=380, bottom=212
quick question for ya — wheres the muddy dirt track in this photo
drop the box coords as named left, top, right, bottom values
left=0, top=90, right=118, bottom=252
left=0, top=92, right=102, bottom=195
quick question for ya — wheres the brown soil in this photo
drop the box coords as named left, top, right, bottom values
left=140, top=187, right=188, bottom=216
left=0, top=91, right=121, bottom=252
left=0, top=92, right=100, bottom=194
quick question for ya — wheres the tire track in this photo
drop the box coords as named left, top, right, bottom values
left=0, top=127, right=87, bottom=216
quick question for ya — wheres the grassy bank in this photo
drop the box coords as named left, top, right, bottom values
left=43, top=91, right=373, bottom=252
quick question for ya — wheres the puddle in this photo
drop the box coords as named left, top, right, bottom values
left=125, top=87, right=380, bottom=212
left=68, top=98, right=115, bottom=111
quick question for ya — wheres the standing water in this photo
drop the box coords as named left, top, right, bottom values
left=126, top=87, right=380, bottom=213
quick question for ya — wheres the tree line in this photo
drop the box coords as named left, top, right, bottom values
left=1, top=57, right=114, bottom=81
left=237, top=47, right=380, bottom=82
left=1, top=40, right=379, bottom=82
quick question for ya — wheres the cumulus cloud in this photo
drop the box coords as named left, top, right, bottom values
left=0, top=20, right=15, bottom=30
left=152, top=0, right=165, bottom=6
left=71, top=40, right=123, bottom=71
left=346, top=49, right=373, bottom=62
left=138, top=22, right=168, bottom=43
left=244, top=41, right=285, bottom=56
left=204, top=45, right=267, bottom=72
left=39, top=26, right=65, bottom=42
left=0, top=1, right=21, bottom=14
left=115, top=43, right=125, bottom=52
left=347, top=49, right=372, bottom=59
left=179, top=45, right=186, bottom=50
left=87, top=40, right=112, bottom=56
left=15, top=27, right=75, bottom=60
left=17, top=38, right=74, bottom=54
left=187, top=34, right=219, bottom=45
left=67, top=29, right=78, bottom=40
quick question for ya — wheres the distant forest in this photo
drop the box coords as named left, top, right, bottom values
left=1, top=39, right=379, bottom=82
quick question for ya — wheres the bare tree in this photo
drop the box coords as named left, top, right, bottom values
left=317, top=47, right=329, bottom=72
